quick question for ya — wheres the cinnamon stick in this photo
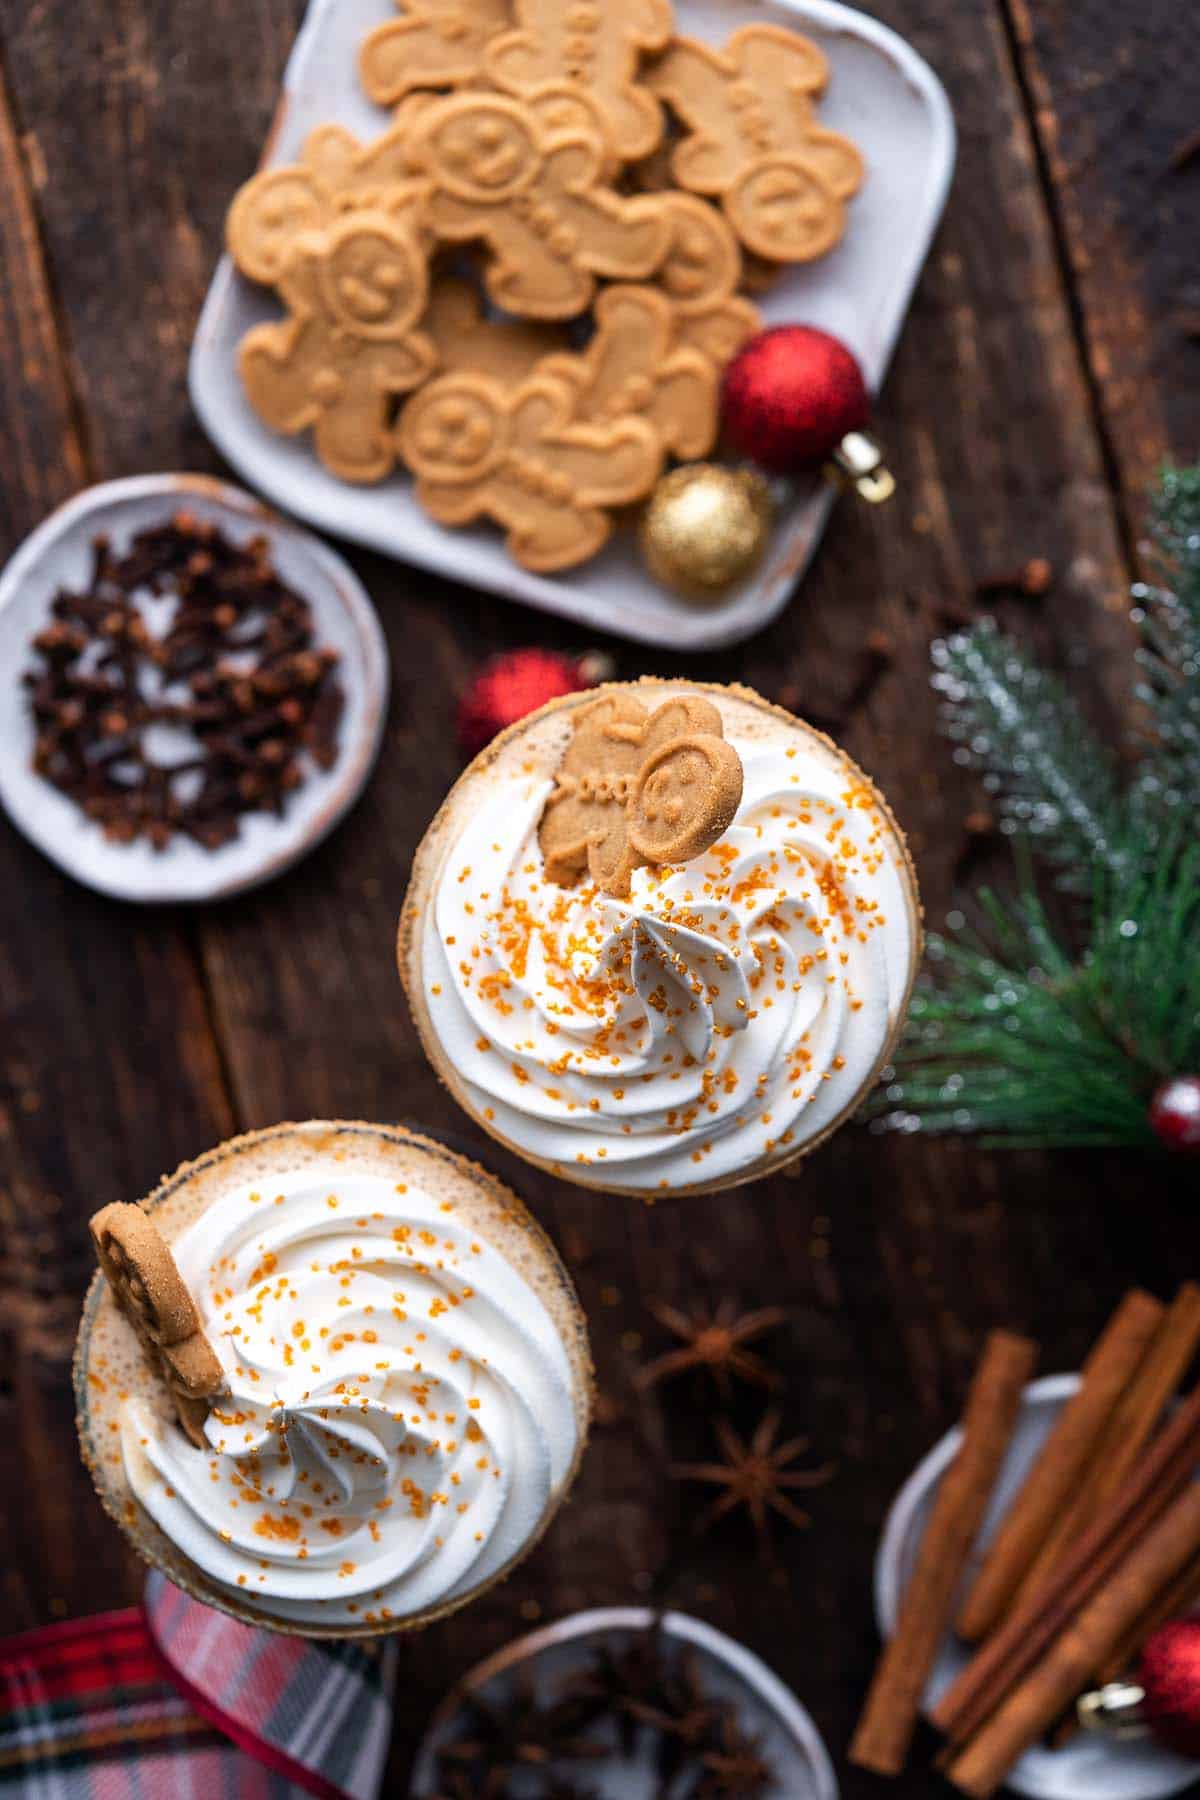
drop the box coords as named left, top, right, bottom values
left=1048, top=1543, right=1200, bottom=1751
left=849, top=1331, right=1037, bottom=1777
left=1047, top=1546, right=1200, bottom=1751
left=956, top=1290, right=1164, bottom=1642
left=1098, top=1546, right=1200, bottom=1683
left=1013, top=1284, right=1200, bottom=1608
left=947, top=1483, right=1200, bottom=1798
left=933, top=1379, right=1200, bottom=1746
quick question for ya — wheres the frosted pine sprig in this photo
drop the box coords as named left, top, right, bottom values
left=930, top=621, right=1126, bottom=887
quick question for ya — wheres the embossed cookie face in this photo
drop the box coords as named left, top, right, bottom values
left=228, top=169, right=325, bottom=284
left=403, top=378, right=506, bottom=481
left=727, top=157, right=845, bottom=263
left=629, top=739, right=735, bottom=864
left=538, top=693, right=744, bottom=896
left=318, top=220, right=427, bottom=337
left=425, top=101, right=540, bottom=202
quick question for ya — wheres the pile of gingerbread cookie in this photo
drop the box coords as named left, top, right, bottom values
left=226, top=0, right=864, bottom=573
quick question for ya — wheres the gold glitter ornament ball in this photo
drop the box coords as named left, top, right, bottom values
left=640, top=464, right=773, bottom=602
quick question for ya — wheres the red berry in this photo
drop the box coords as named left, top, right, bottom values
left=721, top=325, right=870, bottom=475
left=1148, top=1075, right=1200, bottom=1151
left=456, top=649, right=607, bottom=758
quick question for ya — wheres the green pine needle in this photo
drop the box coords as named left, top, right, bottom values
left=876, top=467, right=1200, bottom=1151
left=930, top=620, right=1126, bottom=887
left=873, top=836, right=1200, bottom=1148
left=1132, top=465, right=1200, bottom=818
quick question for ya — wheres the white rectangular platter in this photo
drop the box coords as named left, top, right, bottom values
left=190, top=0, right=954, bottom=650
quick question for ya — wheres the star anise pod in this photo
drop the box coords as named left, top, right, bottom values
left=679, top=1711, right=774, bottom=1798
left=433, top=1776, right=597, bottom=1800
left=558, top=1621, right=675, bottom=1756
left=670, top=1409, right=834, bottom=1550
left=637, top=1299, right=789, bottom=1395
left=636, top=1648, right=724, bottom=1787
left=437, top=1675, right=605, bottom=1791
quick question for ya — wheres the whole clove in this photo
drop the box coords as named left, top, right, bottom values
left=22, top=511, right=344, bottom=851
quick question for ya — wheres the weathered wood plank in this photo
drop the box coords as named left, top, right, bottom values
left=0, top=66, right=85, bottom=539
left=0, top=57, right=235, bottom=1628
left=1003, top=0, right=1200, bottom=532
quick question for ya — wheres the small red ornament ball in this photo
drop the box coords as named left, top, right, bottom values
left=456, top=649, right=610, bottom=758
left=1148, top=1075, right=1200, bottom=1151
left=721, top=325, right=870, bottom=474
left=1138, top=1617, right=1200, bottom=1757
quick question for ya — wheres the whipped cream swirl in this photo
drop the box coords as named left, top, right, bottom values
left=422, top=732, right=915, bottom=1190
left=119, top=1170, right=579, bottom=1627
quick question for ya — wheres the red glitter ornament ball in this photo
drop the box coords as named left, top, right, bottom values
left=456, top=649, right=611, bottom=758
left=1138, top=1617, right=1200, bottom=1757
left=721, top=325, right=871, bottom=474
left=1148, top=1075, right=1200, bottom=1151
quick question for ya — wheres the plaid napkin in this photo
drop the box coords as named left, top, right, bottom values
left=0, top=1571, right=397, bottom=1798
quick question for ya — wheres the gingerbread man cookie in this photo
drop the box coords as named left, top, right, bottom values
left=538, top=691, right=744, bottom=896
left=227, top=123, right=427, bottom=286
left=399, top=371, right=661, bottom=570
left=647, top=25, right=864, bottom=263
left=359, top=0, right=510, bottom=106
left=411, top=94, right=668, bottom=318
left=240, top=213, right=436, bottom=482
left=90, top=1203, right=224, bottom=1449
left=424, top=277, right=571, bottom=388
left=486, top=0, right=672, bottom=161
left=654, top=193, right=761, bottom=367
left=542, top=284, right=719, bottom=461
left=397, top=83, right=620, bottom=180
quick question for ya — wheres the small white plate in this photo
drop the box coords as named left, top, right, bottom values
left=409, top=1606, right=838, bottom=1797
left=0, top=474, right=388, bottom=904
left=876, top=1374, right=1200, bottom=1800
left=189, top=0, right=954, bottom=650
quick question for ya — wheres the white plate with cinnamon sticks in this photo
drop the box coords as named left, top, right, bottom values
left=874, top=1343, right=1200, bottom=1800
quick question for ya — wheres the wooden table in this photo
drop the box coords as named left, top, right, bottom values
left=1, top=2, right=1196, bottom=1792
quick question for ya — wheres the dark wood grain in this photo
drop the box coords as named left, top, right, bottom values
left=1003, top=0, right=1200, bottom=539
left=0, top=0, right=1194, bottom=1794
left=0, top=60, right=235, bottom=1628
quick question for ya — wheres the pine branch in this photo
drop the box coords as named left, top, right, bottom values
left=872, top=834, right=1200, bottom=1150
left=1131, top=464, right=1200, bottom=817
left=930, top=620, right=1127, bottom=887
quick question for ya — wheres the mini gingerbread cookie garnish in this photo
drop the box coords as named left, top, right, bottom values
left=226, top=124, right=427, bottom=287
left=541, top=283, right=720, bottom=461
left=399, top=372, right=662, bottom=571
left=90, top=1203, right=223, bottom=1448
left=647, top=25, right=863, bottom=264
left=359, top=0, right=511, bottom=107
left=486, top=0, right=673, bottom=161
left=537, top=691, right=744, bottom=896
left=240, top=213, right=436, bottom=482
left=410, top=93, right=669, bottom=319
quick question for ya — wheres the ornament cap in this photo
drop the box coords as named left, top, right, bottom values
left=1077, top=1681, right=1149, bottom=1742
left=827, top=431, right=895, bottom=504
